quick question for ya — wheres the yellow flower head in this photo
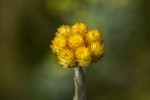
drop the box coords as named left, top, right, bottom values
left=50, top=36, right=67, bottom=54
left=75, top=46, right=91, bottom=67
left=50, top=22, right=105, bottom=68
left=68, top=33, right=84, bottom=49
left=57, top=48, right=75, bottom=68
left=90, top=41, right=105, bottom=62
left=86, top=30, right=102, bottom=43
left=72, top=23, right=87, bottom=36
left=75, top=46, right=91, bottom=60
left=56, top=25, right=71, bottom=36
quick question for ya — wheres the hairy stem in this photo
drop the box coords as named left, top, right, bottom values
left=73, top=67, right=87, bottom=100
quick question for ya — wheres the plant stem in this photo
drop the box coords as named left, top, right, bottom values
left=73, top=67, right=87, bottom=100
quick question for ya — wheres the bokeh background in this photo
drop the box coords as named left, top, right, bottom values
left=0, top=0, right=150, bottom=100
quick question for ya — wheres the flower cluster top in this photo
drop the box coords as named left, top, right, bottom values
left=50, top=23, right=104, bottom=68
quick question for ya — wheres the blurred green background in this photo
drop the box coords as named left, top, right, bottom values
left=0, top=0, right=150, bottom=100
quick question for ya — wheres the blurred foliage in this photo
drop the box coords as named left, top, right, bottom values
left=0, top=0, right=150, bottom=100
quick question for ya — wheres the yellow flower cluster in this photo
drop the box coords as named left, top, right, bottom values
left=50, top=23, right=104, bottom=68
